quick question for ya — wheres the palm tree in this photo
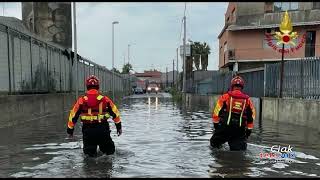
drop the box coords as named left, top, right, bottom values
left=200, top=42, right=211, bottom=71
left=191, top=42, right=201, bottom=71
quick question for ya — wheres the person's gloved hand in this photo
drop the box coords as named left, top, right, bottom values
left=214, top=120, right=223, bottom=130
left=115, top=122, right=122, bottom=136
left=67, top=127, right=74, bottom=138
left=214, top=123, right=220, bottom=130
left=246, top=129, right=252, bottom=138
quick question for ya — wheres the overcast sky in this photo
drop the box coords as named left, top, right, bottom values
left=2, top=2, right=227, bottom=72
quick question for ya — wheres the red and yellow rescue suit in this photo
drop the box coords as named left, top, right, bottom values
left=210, top=89, right=256, bottom=151
left=67, top=89, right=121, bottom=156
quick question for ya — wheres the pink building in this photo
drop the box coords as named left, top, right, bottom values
left=218, top=2, right=320, bottom=72
left=134, top=70, right=162, bottom=84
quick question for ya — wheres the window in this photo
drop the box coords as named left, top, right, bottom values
left=305, top=31, right=316, bottom=57
left=224, top=42, right=228, bottom=52
left=274, top=2, right=298, bottom=11
left=313, top=2, right=320, bottom=9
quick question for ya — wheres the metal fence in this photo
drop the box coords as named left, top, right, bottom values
left=196, top=71, right=233, bottom=95
left=239, top=70, right=264, bottom=97
left=195, top=57, right=320, bottom=99
left=265, top=58, right=320, bottom=99
left=0, top=23, right=130, bottom=95
left=195, top=70, right=264, bottom=98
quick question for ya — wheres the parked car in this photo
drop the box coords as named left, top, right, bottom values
left=134, top=87, right=144, bottom=94
left=147, top=83, right=160, bottom=94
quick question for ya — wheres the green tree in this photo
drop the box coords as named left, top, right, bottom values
left=112, top=67, right=121, bottom=74
left=191, top=42, right=202, bottom=71
left=122, top=63, right=133, bottom=74
left=200, top=42, right=211, bottom=71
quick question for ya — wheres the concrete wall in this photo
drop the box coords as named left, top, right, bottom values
left=185, top=93, right=210, bottom=109
left=235, top=3, right=320, bottom=26
left=0, top=92, right=127, bottom=128
left=0, top=93, right=74, bottom=128
left=236, top=2, right=265, bottom=16
left=262, top=97, right=320, bottom=131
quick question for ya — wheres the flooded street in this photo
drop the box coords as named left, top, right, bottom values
left=1, top=93, right=320, bottom=178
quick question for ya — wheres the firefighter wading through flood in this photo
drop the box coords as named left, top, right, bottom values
left=210, top=75, right=256, bottom=151
left=67, top=75, right=122, bottom=157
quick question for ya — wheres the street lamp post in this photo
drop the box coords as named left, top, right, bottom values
left=73, top=2, right=78, bottom=100
left=127, top=43, right=136, bottom=94
left=128, top=44, right=130, bottom=64
left=128, top=43, right=136, bottom=64
left=182, top=15, right=186, bottom=93
left=112, top=21, right=119, bottom=101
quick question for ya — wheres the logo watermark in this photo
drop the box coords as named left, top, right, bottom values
left=259, top=145, right=296, bottom=163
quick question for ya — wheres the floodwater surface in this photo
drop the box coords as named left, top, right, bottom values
left=0, top=93, right=319, bottom=178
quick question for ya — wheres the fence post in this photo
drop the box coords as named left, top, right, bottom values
left=59, top=50, right=62, bottom=92
left=6, top=27, right=11, bottom=94
left=10, top=29, right=15, bottom=93
left=300, top=60, right=304, bottom=99
left=30, top=37, right=33, bottom=93
left=263, top=64, right=266, bottom=97
left=46, top=44, right=49, bottom=92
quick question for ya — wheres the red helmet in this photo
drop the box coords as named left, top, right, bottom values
left=86, top=75, right=100, bottom=89
left=231, top=75, right=244, bottom=88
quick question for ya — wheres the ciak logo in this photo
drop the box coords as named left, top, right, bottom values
left=265, top=11, right=306, bottom=54
left=259, top=145, right=296, bottom=161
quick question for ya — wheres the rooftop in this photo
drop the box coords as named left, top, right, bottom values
left=227, top=21, right=320, bottom=31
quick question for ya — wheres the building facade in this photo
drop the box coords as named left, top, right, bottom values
left=218, top=2, right=320, bottom=72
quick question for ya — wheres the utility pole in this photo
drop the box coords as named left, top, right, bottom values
left=176, top=47, right=179, bottom=89
left=279, top=43, right=285, bottom=98
left=173, top=59, right=175, bottom=88
left=182, top=13, right=186, bottom=93
left=112, top=21, right=119, bottom=101
left=166, top=67, right=168, bottom=88
left=128, top=44, right=130, bottom=64
left=123, top=53, right=126, bottom=67
left=73, top=2, right=78, bottom=99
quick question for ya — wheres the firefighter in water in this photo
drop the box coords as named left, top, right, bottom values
left=210, top=75, right=256, bottom=151
left=66, top=75, right=122, bottom=157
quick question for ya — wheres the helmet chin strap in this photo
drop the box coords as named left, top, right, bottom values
left=87, top=86, right=99, bottom=90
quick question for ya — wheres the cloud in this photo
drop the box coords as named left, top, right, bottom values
left=1, top=2, right=227, bottom=72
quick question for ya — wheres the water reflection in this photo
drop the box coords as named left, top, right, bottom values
left=82, top=155, right=113, bottom=178
left=209, top=150, right=251, bottom=178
